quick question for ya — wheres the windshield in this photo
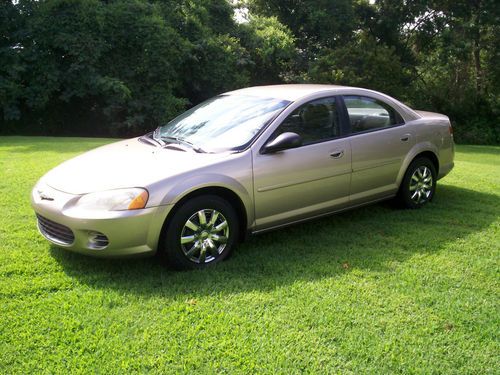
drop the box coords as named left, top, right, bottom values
left=156, top=95, right=290, bottom=152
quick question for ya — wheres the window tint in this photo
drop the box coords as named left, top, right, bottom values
left=275, top=97, right=340, bottom=145
left=344, top=96, right=403, bottom=133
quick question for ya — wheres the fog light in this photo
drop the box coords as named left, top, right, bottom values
left=88, top=231, right=109, bottom=249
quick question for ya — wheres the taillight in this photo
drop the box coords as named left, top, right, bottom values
left=448, top=123, right=453, bottom=136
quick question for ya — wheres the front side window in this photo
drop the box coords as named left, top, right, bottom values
left=344, top=96, right=404, bottom=133
left=157, top=95, right=290, bottom=152
left=273, top=97, right=341, bottom=146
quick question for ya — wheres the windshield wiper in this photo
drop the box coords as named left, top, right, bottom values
left=140, top=131, right=165, bottom=147
left=152, top=128, right=167, bottom=147
left=152, top=127, right=206, bottom=153
left=159, top=135, right=206, bottom=153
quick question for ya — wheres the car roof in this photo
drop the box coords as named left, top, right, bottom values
left=225, top=84, right=420, bottom=121
left=225, top=84, right=352, bottom=101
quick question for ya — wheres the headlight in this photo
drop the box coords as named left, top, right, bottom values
left=76, top=188, right=149, bottom=211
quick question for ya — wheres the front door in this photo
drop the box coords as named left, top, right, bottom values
left=252, top=96, right=352, bottom=230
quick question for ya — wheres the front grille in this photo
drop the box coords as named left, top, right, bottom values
left=36, top=214, right=75, bottom=245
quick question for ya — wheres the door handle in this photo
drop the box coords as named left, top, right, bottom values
left=330, top=150, right=344, bottom=159
left=400, top=134, right=411, bottom=142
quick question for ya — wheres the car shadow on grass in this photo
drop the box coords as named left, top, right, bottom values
left=50, top=185, right=499, bottom=298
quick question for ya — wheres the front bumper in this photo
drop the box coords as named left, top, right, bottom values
left=31, top=184, right=173, bottom=257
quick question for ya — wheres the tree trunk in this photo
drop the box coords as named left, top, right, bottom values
left=472, top=0, right=483, bottom=94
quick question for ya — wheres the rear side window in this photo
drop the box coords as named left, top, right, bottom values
left=344, top=96, right=404, bottom=134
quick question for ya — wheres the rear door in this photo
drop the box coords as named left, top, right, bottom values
left=341, top=95, right=415, bottom=204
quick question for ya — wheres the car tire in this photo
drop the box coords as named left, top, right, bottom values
left=397, top=157, right=437, bottom=209
left=160, top=195, right=239, bottom=270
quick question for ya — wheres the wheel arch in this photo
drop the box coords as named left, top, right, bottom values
left=159, top=186, right=249, bottom=246
left=397, top=143, right=440, bottom=187
left=414, top=151, right=439, bottom=175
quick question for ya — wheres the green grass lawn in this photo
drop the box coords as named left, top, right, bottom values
left=0, top=136, right=498, bottom=373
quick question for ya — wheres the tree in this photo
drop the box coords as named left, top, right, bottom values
left=246, top=0, right=499, bottom=143
left=246, top=0, right=358, bottom=53
left=0, top=0, right=24, bottom=121
left=98, top=0, right=186, bottom=133
left=307, top=35, right=409, bottom=99
left=1, top=0, right=498, bottom=143
left=407, top=0, right=500, bottom=143
left=238, top=16, right=296, bottom=85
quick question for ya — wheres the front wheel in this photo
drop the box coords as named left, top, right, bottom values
left=397, top=157, right=437, bottom=209
left=160, top=195, right=239, bottom=270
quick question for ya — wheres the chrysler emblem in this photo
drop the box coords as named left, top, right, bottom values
left=38, top=189, right=54, bottom=201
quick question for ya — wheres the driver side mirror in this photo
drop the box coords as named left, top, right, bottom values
left=262, top=132, right=302, bottom=154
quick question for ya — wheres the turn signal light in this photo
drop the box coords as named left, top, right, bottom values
left=128, top=190, right=149, bottom=210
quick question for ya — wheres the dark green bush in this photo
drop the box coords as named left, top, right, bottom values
left=453, top=118, right=499, bottom=145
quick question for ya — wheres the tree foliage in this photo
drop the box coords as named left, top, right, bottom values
left=247, top=0, right=499, bottom=144
left=0, top=0, right=498, bottom=143
left=237, top=16, right=296, bottom=84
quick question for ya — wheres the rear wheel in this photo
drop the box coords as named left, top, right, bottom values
left=160, top=195, right=239, bottom=270
left=397, top=157, right=437, bottom=209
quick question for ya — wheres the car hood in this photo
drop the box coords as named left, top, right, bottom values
left=43, top=138, right=231, bottom=194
